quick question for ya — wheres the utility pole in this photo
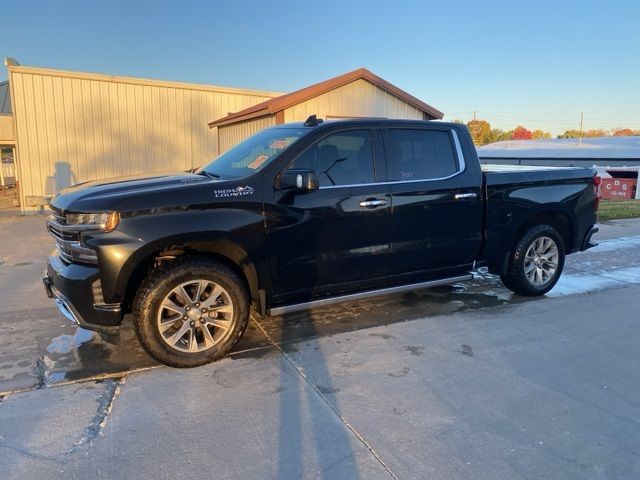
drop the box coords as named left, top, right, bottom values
left=469, top=111, right=479, bottom=145
left=578, top=112, right=584, bottom=147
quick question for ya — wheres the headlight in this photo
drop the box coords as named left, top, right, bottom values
left=65, top=212, right=120, bottom=231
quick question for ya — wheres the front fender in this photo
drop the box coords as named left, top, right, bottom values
left=86, top=206, right=268, bottom=304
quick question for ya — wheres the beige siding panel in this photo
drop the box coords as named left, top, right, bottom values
left=0, top=115, right=15, bottom=143
left=218, top=116, right=276, bottom=153
left=9, top=67, right=278, bottom=212
left=283, top=78, right=424, bottom=123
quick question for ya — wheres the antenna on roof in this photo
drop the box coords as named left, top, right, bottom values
left=304, top=114, right=323, bottom=127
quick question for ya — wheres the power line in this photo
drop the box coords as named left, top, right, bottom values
left=446, top=110, right=640, bottom=117
left=443, top=110, right=639, bottom=133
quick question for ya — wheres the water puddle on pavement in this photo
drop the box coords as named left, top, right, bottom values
left=31, top=323, right=159, bottom=388
left=47, top=328, right=94, bottom=354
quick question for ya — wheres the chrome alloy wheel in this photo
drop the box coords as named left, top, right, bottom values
left=157, top=280, right=235, bottom=353
left=524, top=236, right=559, bottom=287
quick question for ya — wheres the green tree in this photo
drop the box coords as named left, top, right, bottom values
left=586, top=129, right=606, bottom=137
left=532, top=130, right=551, bottom=139
left=467, top=119, right=492, bottom=146
left=557, top=129, right=583, bottom=138
left=558, top=129, right=607, bottom=138
left=488, top=128, right=512, bottom=143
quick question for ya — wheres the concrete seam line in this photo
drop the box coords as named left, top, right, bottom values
left=0, top=378, right=124, bottom=462
left=72, top=378, right=123, bottom=450
left=0, top=366, right=161, bottom=397
left=250, top=316, right=399, bottom=480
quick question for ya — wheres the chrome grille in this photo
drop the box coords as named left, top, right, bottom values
left=48, top=220, right=80, bottom=242
left=46, top=209, right=97, bottom=264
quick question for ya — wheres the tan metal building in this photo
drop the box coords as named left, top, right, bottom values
left=209, top=68, right=443, bottom=152
left=4, top=63, right=280, bottom=212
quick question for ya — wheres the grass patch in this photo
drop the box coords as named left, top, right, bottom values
left=598, top=199, right=640, bottom=221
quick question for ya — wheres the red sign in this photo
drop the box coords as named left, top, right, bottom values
left=600, top=178, right=637, bottom=200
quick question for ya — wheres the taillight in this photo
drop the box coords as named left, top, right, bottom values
left=593, top=176, right=601, bottom=212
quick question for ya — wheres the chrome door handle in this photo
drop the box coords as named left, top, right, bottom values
left=454, top=193, right=478, bottom=200
left=359, top=199, right=388, bottom=208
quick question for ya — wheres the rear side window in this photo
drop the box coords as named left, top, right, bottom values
left=384, top=129, right=459, bottom=181
left=289, top=130, right=375, bottom=187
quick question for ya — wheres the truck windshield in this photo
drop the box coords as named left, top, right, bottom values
left=198, top=127, right=307, bottom=179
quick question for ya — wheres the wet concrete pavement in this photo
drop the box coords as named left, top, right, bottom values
left=1, top=216, right=640, bottom=394
left=1, top=216, right=640, bottom=478
left=2, top=272, right=640, bottom=479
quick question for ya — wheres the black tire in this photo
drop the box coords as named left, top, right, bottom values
left=500, top=224, right=565, bottom=296
left=133, top=257, right=249, bottom=368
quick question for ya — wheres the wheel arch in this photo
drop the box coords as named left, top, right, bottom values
left=492, top=208, right=574, bottom=276
left=514, top=209, right=574, bottom=253
left=119, top=235, right=262, bottom=314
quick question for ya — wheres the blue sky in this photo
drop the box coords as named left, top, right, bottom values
left=2, top=0, right=638, bottom=134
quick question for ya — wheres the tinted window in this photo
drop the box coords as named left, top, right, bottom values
left=384, top=129, right=459, bottom=181
left=289, top=130, right=374, bottom=187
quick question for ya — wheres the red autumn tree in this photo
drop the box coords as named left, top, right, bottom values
left=511, top=125, right=533, bottom=140
left=613, top=128, right=634, bottom=136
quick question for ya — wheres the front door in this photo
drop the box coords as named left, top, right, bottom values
left=382, top=126, right=483, bottom=276
left=265, top=128, right=392, bottom=300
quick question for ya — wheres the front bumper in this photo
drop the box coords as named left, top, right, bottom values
left=43, top=252, right=122, bottom=334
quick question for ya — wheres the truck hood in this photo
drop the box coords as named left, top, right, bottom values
left=50, top=172, right=223, bottom=212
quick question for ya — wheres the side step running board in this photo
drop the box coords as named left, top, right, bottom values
left=268, top=274, right=473, bottom=316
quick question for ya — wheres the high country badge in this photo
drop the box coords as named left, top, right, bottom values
left=214, top=186, right=255, bottom=198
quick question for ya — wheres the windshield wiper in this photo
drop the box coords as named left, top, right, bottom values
left=196, top=170, right=221, bottom=179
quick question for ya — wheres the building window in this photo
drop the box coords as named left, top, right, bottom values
left=1, top=146, right=15, bottom=187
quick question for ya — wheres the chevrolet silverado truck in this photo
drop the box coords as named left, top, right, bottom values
left=43, top=117, right=599, bottom=367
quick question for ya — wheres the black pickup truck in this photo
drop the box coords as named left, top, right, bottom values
left=44, top=117, right=599, bottom=367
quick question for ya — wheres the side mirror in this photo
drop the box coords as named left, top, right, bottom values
left=278, top=169, right=319, bottom=192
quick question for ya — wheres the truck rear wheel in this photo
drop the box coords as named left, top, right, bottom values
left=133, top=258, right=249, bottom=368
left=500, top=224, right=565, bottom=296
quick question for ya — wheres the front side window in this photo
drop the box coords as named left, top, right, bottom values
left=199, top=127, right=307, bottom=179
left=384, top=129, right=459, bottom=181
left=289, top=129, right=374, bottom=187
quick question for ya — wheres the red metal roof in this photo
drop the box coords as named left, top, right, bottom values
left=208, top=68, right=443, bottom=128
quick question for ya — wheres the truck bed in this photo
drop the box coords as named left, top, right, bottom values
left=482, top=163, right=595, bottom=186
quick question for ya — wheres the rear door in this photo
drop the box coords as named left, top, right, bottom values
left=265, top=127, right=393, bottom=300
left=382, top=125, right=483, bottom=276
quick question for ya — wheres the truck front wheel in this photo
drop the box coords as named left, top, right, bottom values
left=500, top=224, right=565, bottom=296
left=133, top=258, right=250, bottom=368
